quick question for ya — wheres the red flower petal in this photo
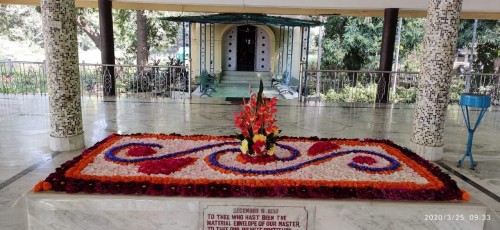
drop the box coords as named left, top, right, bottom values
left=252, top=140, right=267, bottom=155
left=307, top=141, right=340, bottom=156
left=138, top=157, right=197, bottom=175
left=352, top=156, right=377, bottom=165
left=237, top=153, right=277, bottom=165
left=126, top=146, right=157, bottom=157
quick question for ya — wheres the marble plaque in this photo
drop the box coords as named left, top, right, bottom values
left=201, top=204, right=309, bottom=230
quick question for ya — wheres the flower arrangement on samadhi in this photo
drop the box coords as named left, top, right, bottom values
left=234, top=80, right=280, bottom=157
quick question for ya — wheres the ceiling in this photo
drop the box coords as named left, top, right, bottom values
left=4, top=0, right=500, bottom=19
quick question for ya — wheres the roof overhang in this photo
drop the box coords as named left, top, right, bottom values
left=3, top=0, right=500, bottom=19
left=161, top=13, right=322, bottom=27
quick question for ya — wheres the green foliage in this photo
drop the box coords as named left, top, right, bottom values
left=321, top=16, right=424, bottom=71
left=114, top=10, right=180, bottom=64
left=0, top=5, right=180, bottom=64
left=0, top=70, right=47, bottom=94
left=319, top=82, right=468, bottom=104
left=321, top=83, right=377, bottom=103
left=0, top=5, right=43, bottom=47
left=457, top=20, right=500, bottom=50
left=398, top=19, right=425, bottom=72
left=320, top=83, right=419, bottom=104
left=457, top=20, right=500, bottom=73
left=474, top=42, right=499, bottom=73
left=398, top=19, right=425, bottom=61
left=391, top=86, right=417, bottom=103
left=449, top=79, right=466, bottom=103
left=75, top=8, right=100, bottom=51
left=321, top=17, right=382, bottom=70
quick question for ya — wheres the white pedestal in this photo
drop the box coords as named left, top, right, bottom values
left=409, top=141, right=444, bottom=161
left=25, top=192, right=488, bottom=230
left=49, top=133, right=85, bottom=152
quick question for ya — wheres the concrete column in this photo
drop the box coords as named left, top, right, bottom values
left=410, top=0, right=463, bottom=161
left=98, top=0, right=116, bottom=96
left=376, top=8, right=399, bottom=103
left=41, top=0, right=85, bottom=151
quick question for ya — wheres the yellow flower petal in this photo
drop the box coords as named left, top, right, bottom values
left=268, top=145, right=276, bottom=156
left=240, top=139, right=248, bottom=154
left=252, top=134, right=267, bottom=143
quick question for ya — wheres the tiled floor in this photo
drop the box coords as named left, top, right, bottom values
left=0, top=94, right=499, bottom=229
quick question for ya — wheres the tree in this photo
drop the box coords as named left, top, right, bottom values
left=321, top=16, right=383, bottom=70
left=397, top=18, right=425, bottom=71
left=457, top=20, right=500, bottom=73
left=27, top=5, right=179, bottom=64
left=136, top=10, right=148, bottom=67
left=0, top=5, right=43, bottom=47
left=114, top=10, right=180, bottom=65
left=75, top=8, right=101, bottom=51
left=321, top=16, right=424, bottom=71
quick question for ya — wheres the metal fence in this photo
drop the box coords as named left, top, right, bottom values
left=453, top=73, right=500, bottom=104
left=80, top=63, right=191, bottom=99
left=0, top=60, right=191, bottom=99
left=302, top=70, right=500, bottom=105
left=0, top=61, right=46, bottom=94
left=2, top=60, right=499, bottom=104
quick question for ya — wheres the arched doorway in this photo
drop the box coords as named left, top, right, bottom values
left=237, top=25, right=256, bottom=71
left=222, top=25, right=271, bottom=72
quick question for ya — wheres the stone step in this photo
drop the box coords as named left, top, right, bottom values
left=221, top=78, right=271, bottom=85
left=219, top=79, right=272, bottom=85
left=218, top=82, right=271, bottom=88
left=221, top=71, right=272, bottom=77
left=220, top=77, right=271, bottom=82
left=219, top=71, right=273, bottom=88
left=220, top=77, right=272, bottom=83
left=221, top=75, right=272, bottom=81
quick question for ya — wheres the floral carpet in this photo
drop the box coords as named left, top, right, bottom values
left=35, top=133, right=469, bottom=201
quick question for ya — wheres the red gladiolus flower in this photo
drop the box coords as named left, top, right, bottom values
left=241, top=129, right=250, bottom=138
left=253, top=119, right=262, bottom=133
left=265, top=126, right=273, bottom=135
left=234, top=79, right=279, bottom=156
left=257, top=106, right=266, bottom=115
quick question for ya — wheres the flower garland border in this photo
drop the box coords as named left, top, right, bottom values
left=35, top=133, right=469, bottom=201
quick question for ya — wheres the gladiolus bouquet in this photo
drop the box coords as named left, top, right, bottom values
left=234, top=80, right=280, bottom=157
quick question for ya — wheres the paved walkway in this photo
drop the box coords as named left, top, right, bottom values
left=0, top=94, right=499, bottom=229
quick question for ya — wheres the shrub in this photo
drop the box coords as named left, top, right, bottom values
left=321, top=83, right=377, bottom=103
left=391, top=86, right=417, bottom=103
left=449, top=80, right=465, bottom=103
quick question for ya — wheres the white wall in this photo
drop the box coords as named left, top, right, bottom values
left=191, top=24, right=278, bottom=76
